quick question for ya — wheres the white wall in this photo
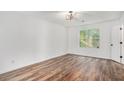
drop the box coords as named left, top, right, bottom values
left=0, top=12, right=67, bottom=74
left=0, top=12, right=121, bottom=74
left=67, top=20, right=120, bottom=59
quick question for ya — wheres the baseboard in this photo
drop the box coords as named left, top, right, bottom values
left=0, top=53, right=68, bottom=75
left=0, top=53, right=123, bottom=75
left=110, top=59, right=124, bottom=65
left=68, top=53, right=124, bottom=65
left=67, top=53, right=111, bottom=60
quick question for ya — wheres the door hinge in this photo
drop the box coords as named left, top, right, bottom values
left=120, top=42, right=123, bottom=44
left=120, top=56, right=123, bottom=58
left=120, top=27, right=122, bottom=30
left=110, top=44, right=113, bottom=46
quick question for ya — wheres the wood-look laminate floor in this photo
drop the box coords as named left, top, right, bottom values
left=0, top=54, right=124, bottom=81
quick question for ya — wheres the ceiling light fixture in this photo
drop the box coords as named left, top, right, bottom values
left=65, top=11, right=75, bottom=21
left=65, top=11, right=85, bottom=23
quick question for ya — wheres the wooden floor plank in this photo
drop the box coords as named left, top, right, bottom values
left=0, top=54, right=124, bottom=81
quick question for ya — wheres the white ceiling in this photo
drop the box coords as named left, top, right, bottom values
left=38, top=11, right=122, bottom=27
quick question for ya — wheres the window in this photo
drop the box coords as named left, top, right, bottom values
left=80, top=28, right=100, bottom=48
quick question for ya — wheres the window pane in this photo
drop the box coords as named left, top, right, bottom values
left=80, top=28, right=100, bottom=48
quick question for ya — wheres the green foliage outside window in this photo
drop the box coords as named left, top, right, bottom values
left=80, top=28, right=100, bottom=48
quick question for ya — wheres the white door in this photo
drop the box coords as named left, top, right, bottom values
left=111, top=25, right=122, bottom=63
left=122, top=25, right=124, bottom=63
